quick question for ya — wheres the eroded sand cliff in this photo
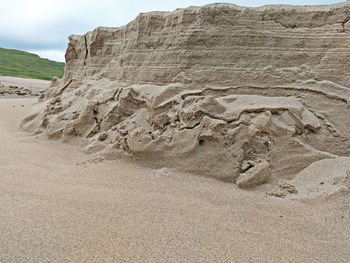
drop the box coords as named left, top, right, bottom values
left=21, top=3, right=350, bottom=189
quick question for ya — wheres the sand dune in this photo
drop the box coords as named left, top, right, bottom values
left=21, top=3, right=350, bottom=186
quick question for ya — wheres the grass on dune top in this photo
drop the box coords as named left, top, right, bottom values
left=0, top=47, right=65, bottom=81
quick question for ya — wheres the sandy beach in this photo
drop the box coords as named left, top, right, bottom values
left=1, top=1, right=350, bottom=262
left=0, top=76, right=50, bottom=90
left=0, top=97, right=349, bottom=262
left=0, top=76, right=50, bottom=97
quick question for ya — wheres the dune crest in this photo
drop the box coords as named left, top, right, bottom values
left=21, top=3, right=350, bottom=187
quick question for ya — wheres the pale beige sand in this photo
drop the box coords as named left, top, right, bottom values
left=0, top=76, right=50, bottom=90
left=1, top=98, right=349, bottom=262
left=22, top=3, right=350, bottom=185
left=0, top=76, right=50, bottom=97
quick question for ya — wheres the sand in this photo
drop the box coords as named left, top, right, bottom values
left=2, top=3, right=350, bottom=262
left=21, top=3, right=350, bottom=185
left=0, top=76, right=50, bottom=97
left=1, top=97, right=350, bottom=262
left=0, top=76, right=50, bottom=90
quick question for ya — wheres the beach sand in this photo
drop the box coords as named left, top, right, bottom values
left=1, top=97, right=349, bottom=262
left=0, top=76, right=50, bottom=90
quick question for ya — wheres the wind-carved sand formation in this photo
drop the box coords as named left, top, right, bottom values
left=21, top=3, right=350, bottom=190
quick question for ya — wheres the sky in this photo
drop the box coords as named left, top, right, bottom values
left=0, top=0, right=346, bottom=62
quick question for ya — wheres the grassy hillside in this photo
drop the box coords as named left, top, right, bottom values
left=0, top=47, right=65, bottom=80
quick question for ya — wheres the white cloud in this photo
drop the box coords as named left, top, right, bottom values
left=27, top=49, right=66, bottom=62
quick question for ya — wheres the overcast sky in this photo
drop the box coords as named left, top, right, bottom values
left=0, top=0, right=345, bottom=62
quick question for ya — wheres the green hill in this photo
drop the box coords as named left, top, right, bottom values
left=0, top=47, right=65, bottom=80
